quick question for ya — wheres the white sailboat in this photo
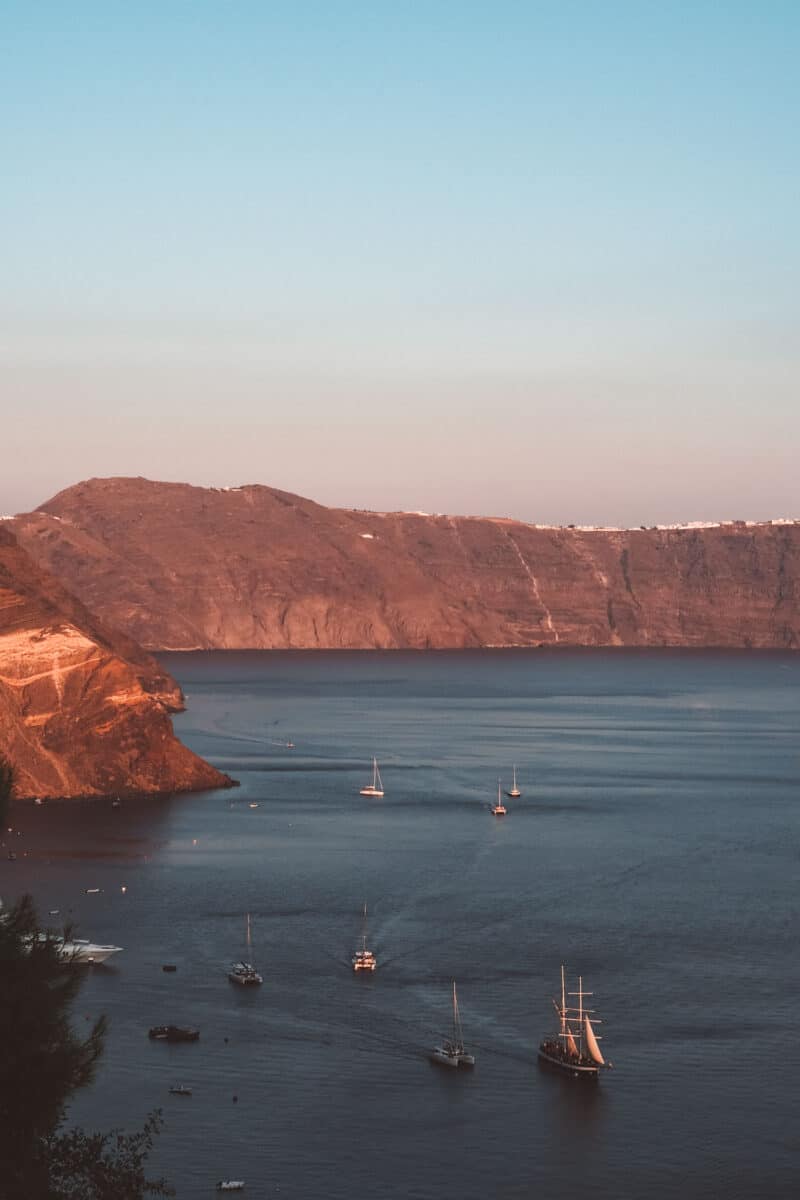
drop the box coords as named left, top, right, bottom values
left=538, top=965, right=611, bottom=1078
left=491, top=779, right=507, bottom=816
left=359, top=756, right=384, bottom=797
left=228, top=913, right=263, bottom=986
left=352, top=902, right=377, bottom=971
left=431, top=981, right=475, bottom=1068
left=506, top=765, right=521, bottom=798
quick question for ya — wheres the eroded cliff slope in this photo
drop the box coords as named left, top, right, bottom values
left=0, top=526, right=231, bottom=799
left=5, top=477, right=799, bottom=651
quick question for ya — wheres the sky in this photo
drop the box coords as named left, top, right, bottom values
left=2, top=1, right=798, bottom=525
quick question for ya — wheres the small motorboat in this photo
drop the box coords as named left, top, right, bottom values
left=162, top=964, right=177, bottom=973
left=84, top=887, right=102, bottom=895
left=248, top=802, right=259, bottom=809
left=148, top=1026, right=200, bottom=1042
left=216, top=1183, right=246, bottom=1193
left=169, top=1084, right=192, bottom=1096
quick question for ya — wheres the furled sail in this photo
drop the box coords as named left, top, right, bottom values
left=584, top=1016, right=605, bottom=1066
left=566, top=1029, right=579, bottom=1057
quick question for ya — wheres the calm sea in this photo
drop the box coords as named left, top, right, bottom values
left=6, top=650, right=799, bottom=1199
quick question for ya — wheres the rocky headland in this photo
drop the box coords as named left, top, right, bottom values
left=0, top=525, right=232, bottom=800
left=5, top=477, right=799, bottom=651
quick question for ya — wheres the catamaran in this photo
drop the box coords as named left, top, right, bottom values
left=228, top=913, right=263, bottom=986
left=430, top=981, right=475, bottom=1068
left=538, top=965, right=611, bottom=1078
left=506, top=765, right=521, bottom=798
left=491, top=779, right=507, bottom=816
left=352, top=902, right=377, bottom=972
left=359, top=757, right=384, bottom=797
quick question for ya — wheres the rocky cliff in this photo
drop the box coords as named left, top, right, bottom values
left=0, top=525, right=232, bottom=799
left=5, top=477, right=799, bottom=651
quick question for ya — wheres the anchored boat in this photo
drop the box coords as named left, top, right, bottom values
left=491, top=779, right=507, bottom=816
left=352, top=902, right=377, bottom=972
left=430, top=981, right=475, bottom=1068
left=148, top=1026, right=200, bottom=1042
left=228, top=913, right=263, bottom=986
left=506, top=765, right=521, bottom=798
left=359, top=756, right=384, bottom=797
left=538, top=965, right=611, bottom=1078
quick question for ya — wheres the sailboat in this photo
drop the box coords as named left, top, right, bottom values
left=506, top=765, right=521, bottom=798
left=359, top=757, right=384, bottom=797
left=228, top=913, right=263, bottom=986
left=538, top=965, right=611, bottom=1078
left=430, top=981, right=475, bottom=1068
left=352, top=903, right=377, bottom=972
left=491, top=779, right=507, bottom=816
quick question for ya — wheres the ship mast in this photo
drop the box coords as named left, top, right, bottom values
left=568, top=975, right=594, bottom=1059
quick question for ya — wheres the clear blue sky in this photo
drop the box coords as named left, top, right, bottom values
left=2, top=1, right=798, bottom=523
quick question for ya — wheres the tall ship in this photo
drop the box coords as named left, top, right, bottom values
left=538, top=965, right=611, bottom=1078
left=352, top=902, right=377, bottom=972
left=228, top=913, right=263, bottom=986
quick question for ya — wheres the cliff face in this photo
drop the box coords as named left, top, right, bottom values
left=0, top=526, right=231, bottom=799
left=4, top=476, right=799, bottom=651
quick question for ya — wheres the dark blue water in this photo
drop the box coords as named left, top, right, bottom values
left=6, top=650, right=799, bottom=1199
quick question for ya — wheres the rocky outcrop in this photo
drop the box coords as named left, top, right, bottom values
left=4, top=476, right=799, bottom=651
left=0, top=526, right=232, bottom=799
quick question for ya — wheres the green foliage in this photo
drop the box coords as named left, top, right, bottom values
left=0, top=753, right=13, bottom=828
left=45, top=1112, right=174, bottom=1199
left=0, top=894, right=174, bottom=1199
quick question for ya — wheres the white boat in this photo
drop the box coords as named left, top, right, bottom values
left=431, top=981, right=475, bottom=1068
left=228, top=913, right=263, bottom=986
left=506, top=765, right=521, bottom=798
left=352, top=902, right=377, bottom=972
left=216, top=1183, right=245, bottom=1193
left=169, top=1084, right=192, bottom=1096
left=359, top=756, right=384, bottom=797
left=490, top=779, right=507, bottom=816
left=2, top=903, right=120, bottom=963
left=537, top=965, right=612, bottom=1078
left=56, top=937, right=123, bottom=964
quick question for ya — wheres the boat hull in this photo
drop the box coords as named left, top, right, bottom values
left=148, top=1026, right=200, bottom=1043
left=58, top=940, right=123, bottom=964
left=430, top=1049, right=459, bottom=1068
left=537, top=1046, right=599, bottom=1077
left=359, top=787, right=384, bottom=796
